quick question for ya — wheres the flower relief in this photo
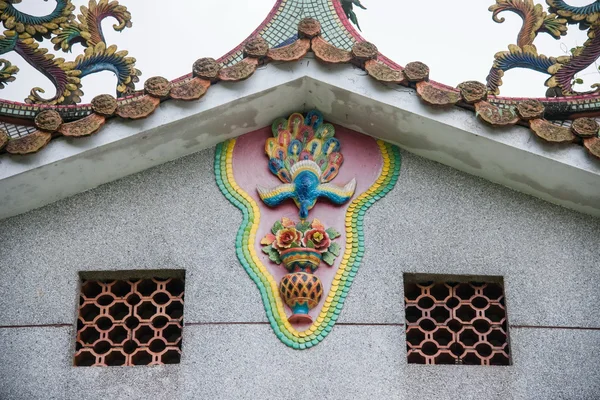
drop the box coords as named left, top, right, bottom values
left=261, top=217, right=341, bottom=267
left=261, top=217, right=342, bottom=324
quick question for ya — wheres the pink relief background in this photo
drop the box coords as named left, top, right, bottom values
left=232, top=124, right=384, bottom=329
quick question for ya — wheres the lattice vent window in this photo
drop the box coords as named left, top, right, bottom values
left=74, top=272, right=185, bottom=367
left=404, top=274, right=510, bottom=366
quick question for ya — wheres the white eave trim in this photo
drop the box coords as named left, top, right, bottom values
left=1, top=56, right=599, bottom=219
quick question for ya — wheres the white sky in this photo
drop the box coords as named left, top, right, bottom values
left=2, top=0, right=597, bottom=103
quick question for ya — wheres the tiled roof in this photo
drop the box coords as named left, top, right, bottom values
left=0, top=0, right=599, bottom=160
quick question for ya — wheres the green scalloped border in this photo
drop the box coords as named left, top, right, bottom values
left=214, top=138, right=402, bottom=349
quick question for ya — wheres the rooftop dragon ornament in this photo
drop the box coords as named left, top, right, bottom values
left=0, top=0, right=141, bottom=104
left=487, top=0, right=600, bottom=96
left=257, top=110, right=356, bottom=219
left=340, top=0, right=366, bottom=31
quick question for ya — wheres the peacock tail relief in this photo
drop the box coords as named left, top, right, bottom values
left=257, top=110, right=356, bottom=219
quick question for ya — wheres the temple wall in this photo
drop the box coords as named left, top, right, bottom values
left=1, top=145, right=599, bottom=400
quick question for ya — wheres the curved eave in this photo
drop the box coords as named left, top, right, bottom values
left=0, top=57, right=598, bottom=220
left=3, top=0, right=600, bottom=125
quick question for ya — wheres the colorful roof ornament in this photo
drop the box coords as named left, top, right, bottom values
left=340, top=0, right=367, bottom=31
left=0, top=0, right=140, bottom=105
left=0, top=0, right=599, bottom=163
left=487, top=0, right=600, bottom=97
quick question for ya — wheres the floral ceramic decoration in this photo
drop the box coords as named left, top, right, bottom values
left=262, top=217, right=341, bottom=324
left=262, top=217, right=341, bottom=266
left=255, top=111, right=357, bottom=324
left=215, top=109, right=402, bottom=348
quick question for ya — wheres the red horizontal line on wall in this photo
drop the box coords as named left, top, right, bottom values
left=184, top=321, right=269, bottom=326
left=0, top=323, right=71, bottom=329
left=1, top=323, right=599, bottom=330
left=337, top=322, right=405, bottom=327
left=185, top=322, right=408, bottom=327
left=510, top=325, right=600, bottom=331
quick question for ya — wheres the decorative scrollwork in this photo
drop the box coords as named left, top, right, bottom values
left=0, top=58, right=18, bottom=88
left=0, top=0, right=141, bottom=104
left=485, top=0, right=600, bottom=96
left=340, top=0, right=367, bottom=31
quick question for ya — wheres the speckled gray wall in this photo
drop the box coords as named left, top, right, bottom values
left=1, top=146, right=599, bottom=400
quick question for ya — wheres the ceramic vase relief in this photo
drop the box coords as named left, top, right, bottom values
left=280, top=247, right=322, bottom=273
left=278, top=247, right=324, bottom=323
left=261, top=217, right=342, bottom=324
left=280, top=270, right=323, bottom=324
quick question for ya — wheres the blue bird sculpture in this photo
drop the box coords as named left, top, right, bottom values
left=257, top=110, right=356, bottom=219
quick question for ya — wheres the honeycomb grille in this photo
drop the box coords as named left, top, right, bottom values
left=74, top=277, right=185, bottom=367
left=404, top=278, right=510, bottom=366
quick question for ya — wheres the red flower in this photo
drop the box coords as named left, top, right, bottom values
left=274, top=228, right=302, bottom=250
left=303, top=228, right=331, bottom=253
